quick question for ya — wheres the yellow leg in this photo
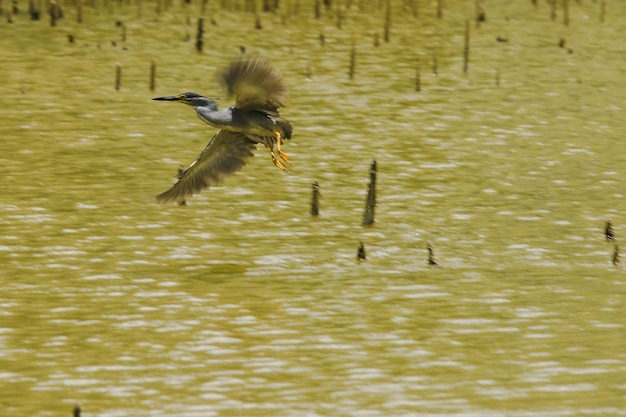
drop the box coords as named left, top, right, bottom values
left=265, top=144, right=287, bottom=171
left=274, top=132, right=291, bottom=165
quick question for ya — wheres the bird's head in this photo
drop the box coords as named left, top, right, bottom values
left=153, top=92, right=218, bottom=111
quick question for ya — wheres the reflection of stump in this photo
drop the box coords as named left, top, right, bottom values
left=362, top=160, right=376, bottom=226
left=613, top=244, right=620, bottom=267
left=311, top=181, right=321, bottom=217
left=357, top=242, right=366, bottom=261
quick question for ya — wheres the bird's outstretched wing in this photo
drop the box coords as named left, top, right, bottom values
left=221, top=56, right=288, bottom=114
left=156, top=130, right=257, bottom=204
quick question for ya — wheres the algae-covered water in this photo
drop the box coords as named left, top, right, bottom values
left=1, top=0, right=625, bottom=415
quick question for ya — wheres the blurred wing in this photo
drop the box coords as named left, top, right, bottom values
left=156, top=130, right=257, bottom=204
left=221, top=56, right=288, bottom=114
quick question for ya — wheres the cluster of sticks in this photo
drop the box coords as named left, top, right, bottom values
left=310, top=160, right=437, bottom=267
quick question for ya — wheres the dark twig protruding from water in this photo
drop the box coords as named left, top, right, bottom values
left=150, top=59, right=156, bottom=92
left=117, top=20, right=127, bottom=43
left=605, top=220, right=614, bottom=241
left=336, top=3, right=344, bottom=29
left=383, top=0, right=391, bottom=43
left=363, top=160, right=377, bottom=226
left=463, top=19, right=470, bottom=75
left=195, top=18, right=204, bottom=52
left=29, top=0, right=41, bottom=20
left=599, top=0, right=606, bottom=23
left=357, top=242, right=366, bottom=261
left=73, top=404, right=81, bottom=417
left=77, top=0, right=82, bottom=24
left=115, top=62, right=121, bottom=91
left=427, top=241, right=438, bottom=266
left=415, top=56, right=421, bottom=92
left=348, top=36, right=356, bottom=80
left=49, top=0, right=58, bottom=26
left=311, top=181, right=321, bottom=216
left=475, top=0, right=485, bottom=26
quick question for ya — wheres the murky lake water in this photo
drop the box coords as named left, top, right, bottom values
left=1, top=1, right=625, bottom=415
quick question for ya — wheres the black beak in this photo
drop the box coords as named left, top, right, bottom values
left=152, top=96, right=180, bottom=101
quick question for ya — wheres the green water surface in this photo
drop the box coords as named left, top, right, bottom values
left=1, top=0, right=625, bottom=415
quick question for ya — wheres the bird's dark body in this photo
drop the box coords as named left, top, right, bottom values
left=153, top=56, right=292, bottom=204
left=197, top=105, right=292, bottom=142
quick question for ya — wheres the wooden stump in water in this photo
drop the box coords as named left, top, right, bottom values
left=348, top=36, right=356, bottom=80
left=48, top=0, right=57, bottom=26
left=149, top=59, right=156, bottom=92
left=357, top=242, right=366, bottom=261
left=29, top=0, right=41, bottom=20
left=415, top=56, right=421, bottom=92
left=600, top=0, right=606, bottom=23
left=383, top=0, right=390, bottom=43
left=77, top=0, right=82, bottom=23
left=120, top=21, right=127, bottom=42
left=604, top=220, right=614, bottom=241
left=363, top=160, right=377, bottom=226
left=195, top=18, right=204, bottom=52
left=475, top=0, right=485, bottom=27
left=310, top=181, right=321, bottom=216
left=463, top=19, right=470, bottom=75
left=427, top=241, right=438, bottom=266
left=115, top=62, right=121, bottom=91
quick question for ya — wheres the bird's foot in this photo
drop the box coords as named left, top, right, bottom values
left=277, top=149, right=291, bottom=165
left=274, top=132, right=290, bottom=164
left=271, top=154, right=288, bottom=172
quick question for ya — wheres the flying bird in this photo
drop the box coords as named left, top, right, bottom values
left=153, top=56, right=292, bottom=204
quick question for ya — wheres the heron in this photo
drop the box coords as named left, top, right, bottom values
left=153, top=56, right=292, bottom=204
